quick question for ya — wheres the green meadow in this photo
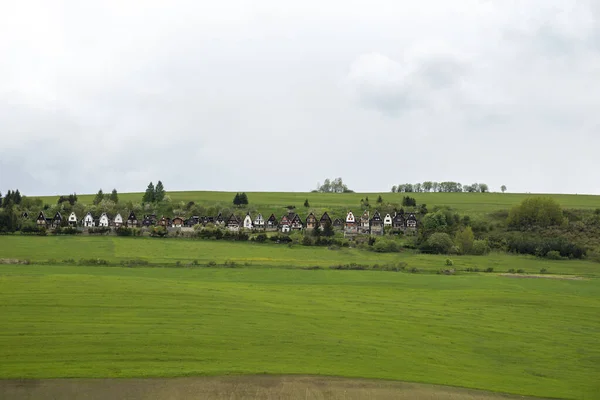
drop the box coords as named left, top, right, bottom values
left=1, top=235, right=599, bottom=276
left=35, top=190, right=600, bottom=216
left=0, top=264, right=598, bottom=399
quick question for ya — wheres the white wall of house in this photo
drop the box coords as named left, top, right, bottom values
left=99, top=213, right=109, bottom=227
left=346, top=212, right=355, bottom=223
left=243, top=215, right=253, bottom=229
left=254, top=214, right=264, bottom=226
left=114, top=214, right=123, bottom=226
left=84, top=213, right=94, bottom=227
left=384, top=214, right=392, bottom=226
left=281, top=224, right=290, bottom=233
left=68, top=212, right=77, bottom=223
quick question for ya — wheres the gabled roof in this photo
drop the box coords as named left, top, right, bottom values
left=172, top=216, right=185, bottom=221
left=267, top=214, right=277, bottom=223
left=361, top=210, right=369, bottom=220
left=36, top=211, right=46, bottom=221
left=226, top=214, right=240, bottom=224
left=371, top=211, right=382, bottom=222
left=128, top=211, right=137, bottom=220
left=319, top=212, right=332, bottom=223
left=53, top=212, right=62, bottom=220
left=291, top=214, right=302, bottom=224
left=306, top=213, right=317, bottom=222
left=333, top=218, right=343, bottom=225
left=280, top=215, right=290, bottom=224
left=346, top=211, right=355, bottom=222
left=215, top=213, right=224, bottom=223
left=406, top=213, right=417, bottom=221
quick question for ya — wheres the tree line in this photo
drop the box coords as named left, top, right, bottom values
left=314, top=177, right=353, bottom=193
left=391, top=182, right=503, bottom=193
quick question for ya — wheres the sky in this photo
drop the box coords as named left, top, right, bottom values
left=1, top=0, right=599, bottom=196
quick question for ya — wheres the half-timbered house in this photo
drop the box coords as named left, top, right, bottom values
left=36, top=211, right=47, bottom=227
left=359, top=210, right=370, bottom=235
left=392, top=212, right=405, bottom=231
left=279, top=215, right=291, bottom=233
left=172, top=216, right=185, bottom=227
left=333, top=218, right=344, bottom=230
left=344, top=211, right=357, bottom=236
left=126, top=211, right=138, bottom=227
left=266, top=214, right=278, bottom=231
left=253, top=214, right=265, bottom=230
left=319, top=212, right=332, bottom=229
left=226, top=214, right=241, bottom=231
left=370, top=211, right=384, bottom=235
left=215, top=213, right=225, bottom=226
left=406, top=213, right=418, bottom=231
left=290, top=214, right=303, bottom=230
left=305, top=213, right=318, bottom=230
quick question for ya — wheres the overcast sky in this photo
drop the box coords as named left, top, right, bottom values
left=1, top=0, right=599, bottom=196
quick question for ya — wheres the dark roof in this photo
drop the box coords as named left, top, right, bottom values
left=54, top=212, right=62, bottom=220
left=319, top=212, right=332, bottom=223
left=128, top=211, right=137, bottom=220
left=36, top=211, right=45, bottom=221
left=371, top=211, right=382, bottom=222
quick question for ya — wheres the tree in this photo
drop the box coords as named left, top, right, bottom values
left=304, top=199, right=310, bottom=207
left=13, top=190, right=21, bottom=205
left=233, top=193, right=241, bottom=206
left=454, top=226, right=475, bottom=254
left=317, top=177, right=351, bottom=193
left=402, top=196, right=416, bottom=207
left=377, top=195, right=383, bottom=204
left=142, top=182, right=155, bottom=203
left=426, top=232, right=454, bottom=254
left=322, top=221, right=335, bottom=237
left=391, top=185, right=397, bottom=193
left=422, top=181, right=433, bottom=192
left=0, top=192, right=2, bottom=207
left=507, top=197, right=563, bottom=229
left=312, top=224, right=322, bottom=237
left=155, top=181, right=165, bottom=202
left=479, top=183, right=489, bottom=193
left=110, top=189, right=119, bottom=203
left=501, top=185, right=507, bottom=193
left=239, top=192, right=249, bottom=205
left=93, top=189, right=104, bottom=205
left=233, top=192, right=249, bottom=206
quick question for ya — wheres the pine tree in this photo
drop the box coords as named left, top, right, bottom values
left=110, top=189, right=119, bottom=203
left=312, top=224, right=321, bottom=237
left=0, top=192, right=2, bottom=207
left=93, top=189, right=104, bottom=205
left=304, top=199, right=310, bottom=207
left=14, top=189, right=22, bottom=205
left=142, top=182, right=155, bottom=203
left=240, top=192, right=249, bottom=205
left=233, top=193, right=241, bottom=206
left=377, top=195, right=383, bottom=204
left=154, top=181, right=165, bottom=202
left=323, top=221, right=335, bottom=237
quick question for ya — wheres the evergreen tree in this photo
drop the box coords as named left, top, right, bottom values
left=312, top=224, right=322, bottom=237
left=0, top=192, right=2, bottom=207
left=110, top=189, right=119, bottom=203
left=233, top=193, right=241, bottom=206
left=142, top=182, right=155, bottom=203
left=154, top=181, right=165, bottom=202
left=323, top=221, right=335, bottom=237
left=377, top=195, right=383, bottom=204
left=3, top=190, right=12, bottom=207
left=304, top=199, right=310, bottom=207
left=239, top=192, right=249, bottom=205
left=14, top=190, right=22, bottom=205
left=93, top=189, right=104, bottom=205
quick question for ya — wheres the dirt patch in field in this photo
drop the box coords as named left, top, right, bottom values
left=0, top=375, right=550, bottom=400
left=499, top=273, right=588, bottom=280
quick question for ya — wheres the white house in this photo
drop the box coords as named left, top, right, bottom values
left=281, top=223, right=290, bottom=233
left=243, top=213, right=253, bottom=230
left=114, top=213, right=123, bottom=227
left=384, top=213, right=393, bottom=227
left=253, top=213, right=264, bottom=230
left=68, top=212, right=78, bottom=227
left=346, top=211, right=355, bottom=223
left=99, top=213, right=110, bottom=227
left=83, top=212, right=95, bottom=227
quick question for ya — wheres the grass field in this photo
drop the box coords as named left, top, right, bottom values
left=0, top=375, right=554, bottom=400
left=1, top=235, right=599, bottom=276
left=0, top=265, right=598, bottom=399
left=35, top=190, right=600, bottom=216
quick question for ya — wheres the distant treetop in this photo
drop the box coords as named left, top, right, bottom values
left=316, top=178, right=353, bottom=193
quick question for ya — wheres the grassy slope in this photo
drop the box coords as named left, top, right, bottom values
left=1, top=235, right=599, bottom=276
left=35, top=191, right=600, bottom=216
left=0, top=265, right=598, bottom=399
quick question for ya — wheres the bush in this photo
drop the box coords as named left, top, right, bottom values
left=472, top=240, right=491, bottom=255
left=302, top=236, right=313, bottom=246
left=206, top=261, right=217, bottom=267
left=517, top=269, right=525, bottom=273
left=484, top=267, right=494, bottom=273
left=78, top=258, right=108, bottom=266
left=546, top=250, right=562, bottom=260
left=424, top=232, right=454, bottom=254
left=255, top=233, right=267, bottom=243
left=508, top=268, right=516, bottom=273
left=372, top=239, right=401, bottom=253
left=540, top=268, right=548, bottom=274
left=150, top=226, right=168, bottom=237
left=445, top=258, right=453, bottom=266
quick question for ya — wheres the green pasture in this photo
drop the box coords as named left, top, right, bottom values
left=35, top=191, right=600, bottom=216
left=0, top=265, right=598, bottom=399
left=0, top=235, right=598, bottom=276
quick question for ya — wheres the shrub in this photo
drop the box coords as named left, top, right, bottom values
left=302, top=236, right=313, bottom=246
left=255, top=233, right=267, bottom=243
left=150, top=226, right=168, bottom=237
left=372, top=239, right=401, bottom=253
left=410, top=267, right=420, bottom=273
left=424, top=232, right=454, bottom=254
left=540, top=268, right=548, bottom=274
left=445, top=258, right=453, bottom=266
left=206, top=261, right=217, bottom=267
left=517, top=269, right=525, bottom=273
left=546, top=250, right=562, bottom=260
left=507, top=197, right=564, bottom=229
left=484, top=267, right=494, bottom=273
left=472, top=240, right=491, bottom=255
left=508, top=268, right=516, bottom=273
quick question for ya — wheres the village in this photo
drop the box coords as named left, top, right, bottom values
left=32, top=209, right=418, bottom=236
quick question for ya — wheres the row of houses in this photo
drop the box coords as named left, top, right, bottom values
left=33, top=210, right=418, bottom=236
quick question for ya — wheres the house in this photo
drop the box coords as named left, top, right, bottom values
left=266, top=214, right=278, bottom=231
left=319, top=212, right=332, bottom=230
left=370, top=211, right=384, bottom=235
left=84, top=212, right=95, bottom=228
left=406, top=213, right=418, bottom=231
left=383, top=213, right=393, bottom=227
left=158, top=216, right=170, bottom=227
left=203, top=216, right=215, bottom=225
left=172, top=216, right=185, bottom=227
left=305, top=213, right=318, bottom=230
left=215, top=213, right=225, bottom=226
left=126, top=211, right=138, bottom=227
left=36, top=211, right=47, bottom=227
left=392, top=212, right=405, bottom=231
left=344, top=211, right=357, bottom=236
left=114, top=213, right=123, bottom=228
left=253, top=213, right=265, bottom=230
left=98, top=213, right=110, bottom=227
left=290, top=214, right=303, bottom=230
left=359, top=210, right=370, bottom=235
left=279, top=215, right=291, bottom=233
left=51, top=212, right=62, bottom=228
left=142, top=215, right=154, bottom=227
left=186, top=216, right=201, bottom=227
left=333, top=218, right=344, bottom=230
left=226, top=214, right=241, bottom=231
left=243, top=213, right=253, bottom=230
left=68, top=212, right=78, bottom=227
